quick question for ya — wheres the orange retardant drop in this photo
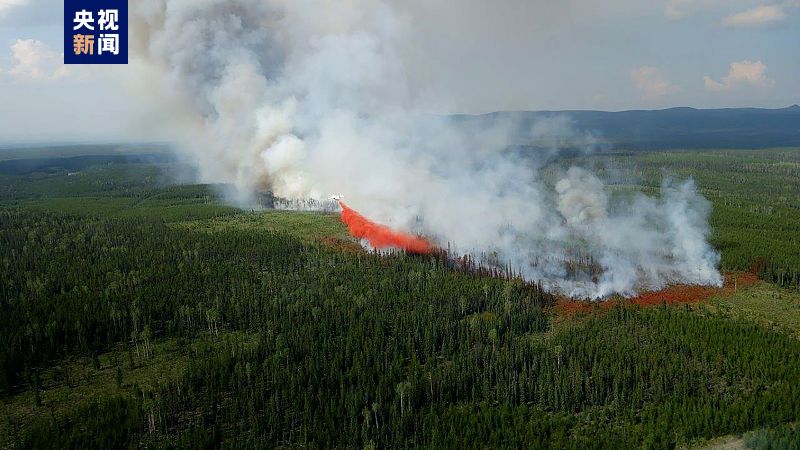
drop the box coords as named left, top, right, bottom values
left=338, top=201, right=432, bottom=254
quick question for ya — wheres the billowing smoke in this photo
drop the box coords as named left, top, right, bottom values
left=129, top=0, right=722, bottom=299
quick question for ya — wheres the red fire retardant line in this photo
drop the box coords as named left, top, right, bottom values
left=338, top=201, right=432, bottom=254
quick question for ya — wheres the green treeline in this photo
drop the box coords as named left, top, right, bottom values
left=0, top=210, right=550, bottom=395
left=711, top=205, right=800, bottom=289
left=139, top=307, right=800, bottom=448
left=3, top=210, right=800, bottom=448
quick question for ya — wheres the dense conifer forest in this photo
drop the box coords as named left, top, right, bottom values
left=1, top=147, right=799, bottom=448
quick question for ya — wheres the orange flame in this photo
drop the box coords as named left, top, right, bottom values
left=338, top=201, right=432, bottom=254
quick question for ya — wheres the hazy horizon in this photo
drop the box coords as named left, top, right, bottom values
left=1, top=0, right=799, bottom=142
left=0, top=103, right=798, bottom=147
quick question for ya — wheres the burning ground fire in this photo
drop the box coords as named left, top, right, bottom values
left=132, top=0, right=724, bottom=301
left=333, top=200, right=753, bottom=312
left=338, top=201, right=432, bottom=254
left=333, top=200, right=743, bottom=306
left=555, top=271, right=758, bottom=316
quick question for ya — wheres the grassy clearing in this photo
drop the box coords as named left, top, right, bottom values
left=688, top=422, right=800, bottom=449
left=1, top=196, right=140, bottom=216
left=687, top=434, right=746, bottom=450
left=111, top=198, right=238, bottom=222
left=175, top=209, right=351, bottom=242
left=1, top=196, right=238, bottom=222
left=742, top=422, right=800, bottom=449
left=703, top=282, right=800, bottom=339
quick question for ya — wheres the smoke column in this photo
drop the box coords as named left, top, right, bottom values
left=128, top=0, right=723, bottom=299
left=339, top=202, right=432, bottom=254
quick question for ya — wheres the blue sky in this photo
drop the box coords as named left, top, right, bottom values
left=0, top=0, right=797, bottom=142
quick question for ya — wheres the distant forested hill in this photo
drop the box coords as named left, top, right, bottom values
left=452, top=105, right=800, bottom=150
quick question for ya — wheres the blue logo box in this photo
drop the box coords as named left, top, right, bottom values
left=64, top=0, right=128, bottom=64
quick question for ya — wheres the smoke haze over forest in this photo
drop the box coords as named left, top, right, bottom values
left=113, top=0, right=729, bottom=298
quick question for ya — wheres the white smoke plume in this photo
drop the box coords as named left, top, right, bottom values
left=129, top=0, right=722, bottom=299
